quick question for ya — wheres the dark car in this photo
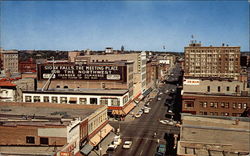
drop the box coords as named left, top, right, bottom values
left=155, top=144, right=166, bottom=156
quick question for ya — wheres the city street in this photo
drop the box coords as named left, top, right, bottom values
left=106, top=65, right=182, bottom=156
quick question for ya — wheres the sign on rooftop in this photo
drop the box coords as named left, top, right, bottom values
left=37, top=63, right=126, bottom=81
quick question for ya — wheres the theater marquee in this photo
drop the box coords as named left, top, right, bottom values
left=38, top=64, right=126, bottom=81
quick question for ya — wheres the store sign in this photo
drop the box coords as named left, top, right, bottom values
left=38, top=64, right=125, bottom=81
left=183, top=79, right=200, bottom=85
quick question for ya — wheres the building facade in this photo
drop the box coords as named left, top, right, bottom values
left=182, top=78, right=250, bottom=117
left=184, top=42, right=241, bottom=80
left=79, top=52, right=148, bottom=98
left=1, top=50, right=19, bottom=74
left=0, top=102, right=112, bottom=156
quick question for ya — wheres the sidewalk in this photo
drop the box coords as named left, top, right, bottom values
left=124, top=88, right=159, bottom=122
left=88, top=131, right=116, bottom=156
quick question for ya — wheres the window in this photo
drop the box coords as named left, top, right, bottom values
left=60, top=97, right=67, bottom=104
left=203, top=112, right=207, bottom=115
left=221, top=102, right=225, bottom=108
left=214, top=112, right=218, bottom=116
left=52, top=97, right=58, bottom=103
left=26, top=136, right=35, bottom=144
left=33, top=96, right=40, bottom=102
left=56, top=85, right=60, bottom=88
left=218, top=86, right=221, bottom=92
left=40, top=137, right=48, bottom=145
left=214, top=102, right=218, bottom=108
left=90, top=98, right=97, bottom=104
left=210, top=102, right=214, bottom=108
left=221, top=112, right=229, bottom=116
left=243, top=103, right=247, bottom=109
left=225, top=102, right=229, bottom=108
left=238, top=103, right=242, bottom=109
left=111, top=98, right=120, bottom=106
left=25, top=96, right=31, bottom=102
left=43, top=96, right=49, bottom=102
left=207, top=86, right=210, bottom=92
left=79, top=98, right=87, bottom=104
left=203, top=102, right=207, bottom=108
left=226, top=86, right=230, bottom=91
left=123, top=96, right=128, bottom=105
left=100, top=98, right=108, bottom=105
left=184, top=101, right=194, bottom=108
left=232, top=103, right=237, bottom=109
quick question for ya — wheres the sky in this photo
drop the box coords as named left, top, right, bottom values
left=0, top=1, right=249, bottom=52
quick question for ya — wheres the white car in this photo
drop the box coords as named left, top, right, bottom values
left=157, top=97, right=162, bottom=101
left=114, top=135, right=122, bottom=145
left=159, top=120, right=170, bottom=125
left=123, top=141, right=132, bottom=149
left=144, top=108, right=149, bottom=114
left=134, top=113, right=141, bottom=118
left=159, top=92, right=163, bottom=95
left=108, top=143, right=118, bottom=149
left=168, top=110, right=173, bottom=113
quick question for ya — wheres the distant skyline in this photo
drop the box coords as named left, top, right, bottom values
left=0, top=1, right=249, bottom=52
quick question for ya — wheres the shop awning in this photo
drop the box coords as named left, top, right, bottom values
left=112, top=110, right=123, bottom=115
left=90, top=124, right=113, bottom=146
left=80, top=143, right=93, bottom=155
left=122, top=102, right=136, bottom=115
left=142, top=87, right=153, bottom=97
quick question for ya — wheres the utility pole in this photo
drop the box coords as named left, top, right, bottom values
left=41, top=56, right=55, bottom=91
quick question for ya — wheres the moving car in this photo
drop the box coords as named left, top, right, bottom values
left=159, top=120, right=170, bottom=125
left=155, top=144, right=166, bottom=156
left=123, top=141, right=132, bottom=149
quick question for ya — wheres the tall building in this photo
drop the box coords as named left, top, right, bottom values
left=1, top=50, right=19, bottom=74
left=184, top=41, right=240, bottom=80
left=78, top=51, right=148, bottom=98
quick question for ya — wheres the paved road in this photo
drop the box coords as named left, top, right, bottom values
left=109, top=83, right=180, bottom=156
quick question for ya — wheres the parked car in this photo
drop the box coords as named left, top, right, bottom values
left=144, top=102, right=150, bottom=107
left=113, top=135, right=122, bottom=145
left=138, top=110, right=143, bottom=114
left=144, top=108, right=149, bottom=114
left=123, top=141, right=132, bottom=149
left=134, top=113, right=142, bottom=118
left=106, top=144, right=117, bottom=155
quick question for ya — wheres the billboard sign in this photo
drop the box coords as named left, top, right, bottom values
left=38, top=63, right=126, bottom=81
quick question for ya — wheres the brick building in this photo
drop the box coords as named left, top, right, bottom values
left=19, top=58, right=36, bottom=73
left=75, top=51, right=148, bottom=98
left=184, top=41, right=241, bottom=80
left=24, top=60, right=136, bottom=117
left=182, top=78, right=250, bottom=117
left=0, top=102, right=112, bottom=156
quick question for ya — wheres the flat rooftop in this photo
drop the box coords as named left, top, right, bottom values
left=25, top=88, right=128, bottom=96
left=178, top=114, right=250, bottom=155
left=0, top=102, right=105, bottom=126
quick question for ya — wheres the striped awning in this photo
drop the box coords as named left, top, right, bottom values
left=90, top=124, right=113, bottom=146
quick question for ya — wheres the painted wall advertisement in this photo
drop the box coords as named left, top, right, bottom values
left=38, top=64, right=126, bottom=81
